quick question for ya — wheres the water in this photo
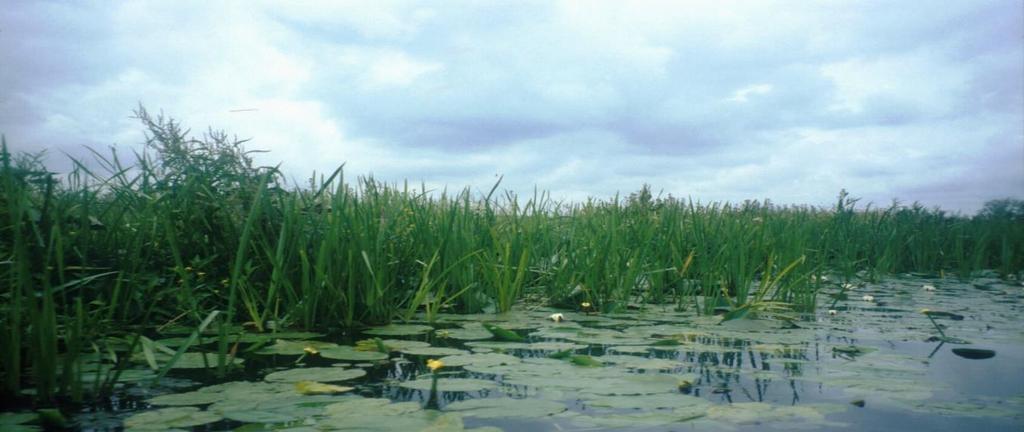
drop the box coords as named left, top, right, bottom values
left=9, top=274, right=1024, bottom=431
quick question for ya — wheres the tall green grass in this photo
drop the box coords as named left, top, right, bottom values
left=1, top=109, right=1022, bottom=405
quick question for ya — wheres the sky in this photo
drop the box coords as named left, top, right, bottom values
left=1, top=1, right=1022, bottom=214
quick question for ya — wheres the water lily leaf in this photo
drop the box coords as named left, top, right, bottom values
left=951, top=348, right=996, bottom=360
left=134, top=352, right=243, bottom=369
left=0, top=413, right=38, bottom=426
left=584, top=392, right=710, bottom=411
left=599, top=355, right=685, bottom=370
left=148, top=391, right=225, bottom=406
left=319, top=346, right=389, bottom=361
left=608, top=345, right=653, bottom=354
left=832, top=345, right=877, bottom=358
left=363, top=324, right=434, bottom=336
left=264, top=367, right=366, bottom=383
left=221, top=409, right=297, bottom=424
left=446, top=398, right=566, bottom=418
left=122, top=407, right=222, bottom=430
left=569, top=355, right=603, bottom=367
left=706, top=402, right=833, bottom=425
left=253, top=339, right=339, bottom=355
left=438, top=353, right=521, bottom=368
left=399, top=346, right=469, bottom=357
left=481, top=323, right=525, bottom=342
left=295, top=381, right=354, bottom=395
left=442, top=327, right=494, bottom=341
left=232, top=331, right=324, bottom=343
left=398, top=378, right=497, bottom=392
left=719, top=305, right=750, bottom=322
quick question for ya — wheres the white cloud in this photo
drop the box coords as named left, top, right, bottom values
left=1, top=1, right=1020, bottom=213
left=727, top=84, right=774, bottom=103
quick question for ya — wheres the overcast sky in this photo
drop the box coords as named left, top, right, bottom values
left=2, top=1, right=1021, bottom=213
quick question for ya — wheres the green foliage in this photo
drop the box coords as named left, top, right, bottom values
left=1, top=111, right=1020, bottom=405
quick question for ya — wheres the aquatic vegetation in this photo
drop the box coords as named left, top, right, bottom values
left=294, top=381, right=354, bottom=395
left=1, top=113, right=1022, bottom=430
left=481, top=323, right=525, bottom=342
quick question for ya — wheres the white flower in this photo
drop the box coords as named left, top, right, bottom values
left=922, top=284, right=936, bottom=292
left=549, top=313, right=565, bottom=323
left=828, top=309, right=838, bottom=316
left=841, top=283, right=855, bottom=290
left=862, top=295, right=875, bottom=302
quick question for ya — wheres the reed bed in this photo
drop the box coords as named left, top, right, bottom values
left=2, top=109, right=1022, bottom=404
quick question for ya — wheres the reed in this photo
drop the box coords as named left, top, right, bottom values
left=1, top=111, right=1021, bottom=405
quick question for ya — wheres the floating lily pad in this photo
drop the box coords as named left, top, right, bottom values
left=399, top=346, right=469, bottom=357
left=832, top=345, right=877, bottom=358
left=295, top=381, right=354, bottom=395
left=363, top=324, right=434, bottom=336
left=599, top=355, right=686, bottom=370
left=253, top=339, right=339, bottom=356
left=607, top=345, right=653, bottom=354
left=134, top=352, right=243, bottom=369
left=217, top=394, right=346, bottom=424
left=438, top=353, right=521, bottom=368
left=481, top=323, right=525, bottom=342
left=232, top=331, right=324, bottom=343
left=375, top=339, right=431, bottom=351
left=398, top=378, right=497, bottom=392
left=122, top=407, right=222, bottom=430
left=584, top=392, right=710, bottom=410
left=319, top=346, right=390, bottom=361
left=446, top=398, right=566, bottom=418
left=442, top=327, right=495, bottom=340
left=706, top=402, right=836, bottom=425
left=0, top=412, right=39, bottom=431
left=148, top=391, right=225, bottom=406
left=264, top=367, right=366, bottom=383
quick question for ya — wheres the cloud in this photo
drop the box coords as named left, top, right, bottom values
left=0, top=0, right=1020, bottom=213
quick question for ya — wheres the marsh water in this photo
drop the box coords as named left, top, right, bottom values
left=11, top=274, right=1024, bottom=431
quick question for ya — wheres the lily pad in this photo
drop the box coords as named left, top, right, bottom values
left=438, top=353, right=521, bottom=368
left=295, top=381, right=355, bottom=395
left=264, top=367, right=366, bottom=383
left=135, top=352, right=244, bottom=369
left=148, top=391, right=225, bottom=406
left=253, top=339, right=339, bottom=355
left=232, top=331, right=324, bottom=343
left=441, top=327, right=495, bottom=341
left=445, top=398, right=566, bottom=418
left=399, top=346, right=469, bottom=357
left=363, top=324, right=434, bottom=336
left=122, top=407, right=222, bottom=430
left=398, top=378, right=497, bottom=392
left=319, top=346, right=390, bottom=362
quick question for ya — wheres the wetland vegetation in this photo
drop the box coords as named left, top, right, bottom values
left=2, top=110, right=1022, bottom=430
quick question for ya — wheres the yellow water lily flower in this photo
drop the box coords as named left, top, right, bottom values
left=920, top=308, right=931, bottom=314
left=303, top=346, right=319, bottom=355
left=426, top=359, right=444, bottom=372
